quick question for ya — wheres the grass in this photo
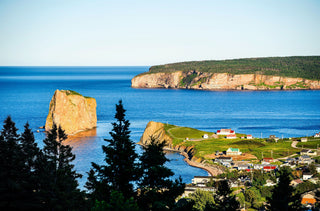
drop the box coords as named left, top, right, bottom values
left=163, top=124, right=300, bottom=160
left=63, top=90, right=93, bottom=99
left=296, top=138, right=320, bottom=149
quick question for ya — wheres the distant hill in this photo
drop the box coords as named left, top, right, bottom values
left=148, top=56, right=320, bottom=80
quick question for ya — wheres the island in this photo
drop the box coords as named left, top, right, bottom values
left=139, top=121, right=320, bottom=176
left=132, top=56, right=320, bottom=90
left=45, top=90, right=97, bottom=135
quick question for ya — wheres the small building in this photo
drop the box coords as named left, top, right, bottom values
left=241, top=136, right=245, bottom=139
left=303, top=172, right=313, bottom=180
left=203, top=134, right=209, bottom=139
left=301, top=193, right=316, bottom=206
left=298, top=155, right=314, bottom=165
left=215, top=157, right=233, bottom=163
left=246, top=135, right=253, bottom=139
left=226, top=148, right=242, bottom=156
left=301, top=138, right=308, bottom=142
left=314, top=133, right=320, bottom=138
left=226, top=134, right=237, bottom=139
left=263, top=165, right=277, bottom=172
left=253, top=164, right=264, bottom=170
left=265, top=179, right=276, bottom=186
left=217, top=129, right=235, bottom=135
left=290, top=179, right=303, bottom=187
left=236, top=164, right=249, bottom=171
left=192, top=176, right=214, bottom=186
left=262, top=158, right=274, bottom=164
left=269, top=135, right=276, bottom=139
left=315, top=164, right=320, bottom=173
left=301, top=149, right=317, bottom=156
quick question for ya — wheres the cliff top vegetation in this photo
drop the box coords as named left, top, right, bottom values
left=147, top=56, right=320, bottom=80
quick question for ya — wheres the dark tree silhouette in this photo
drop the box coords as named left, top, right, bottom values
left=86, top=100, right=140, bottom=202
left=214, top=180, right=240, bottom=211
left=138, top=136, right=185, bottom=210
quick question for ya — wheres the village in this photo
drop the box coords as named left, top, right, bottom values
left=184, top=128, right=320, bottom=210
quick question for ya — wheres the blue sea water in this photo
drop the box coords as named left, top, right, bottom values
left=0, top=66, right=320, bottom=187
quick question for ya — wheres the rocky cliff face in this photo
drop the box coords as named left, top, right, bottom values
left=138, top=121, right=172, bottom=147
left=45, top=90, right=97, bottom=135
left=132, top=71, right=320, bottom=90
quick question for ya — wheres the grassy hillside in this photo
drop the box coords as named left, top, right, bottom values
left=163, top=123, right=300, bottom=160
left=148, top=56, right=320, bottom=80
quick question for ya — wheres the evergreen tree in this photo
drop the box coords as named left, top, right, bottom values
left=213, top=180, right=240, bottom=211
left=0, top=116, right=31, bottom=210
left=38, top=123, right=84, bottom=210
left=86, top=100, right=140, bottom=201
left=268, top=166, right=302, bottom=211
left=138, top=136, right=185, bottom=210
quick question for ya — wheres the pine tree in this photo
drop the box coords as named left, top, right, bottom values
left=138, top=136, right=185, bottom=210
left=0, top=116, right=30, bottom=210
left=38, top=123, right=84, bottom=210
left=86, top=100, right=140, bottom=201
left=214, top=180, right=240, bottom=211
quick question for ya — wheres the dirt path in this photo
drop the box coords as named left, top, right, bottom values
left=291, top=141, right=299, bottom=149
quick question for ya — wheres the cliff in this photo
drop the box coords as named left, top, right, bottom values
left=45, top=90, right=97, bottom=135
left=138, top=121, right=173, bottom=146
left=132, top=71, right=320, bottom=90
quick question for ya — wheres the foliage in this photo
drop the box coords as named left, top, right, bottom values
left=189, top=189, right=215, bottom=211
left=295, top=181, right=319, bottom=194
left=138, top=136, right=185, bottom=210
left=148, top=56, right=320, bottom=80
left=87, top=100, right=140, bottom=201
left=214, top=180, right=240, bottom=211
left=91, top=191, right=139, bottom=211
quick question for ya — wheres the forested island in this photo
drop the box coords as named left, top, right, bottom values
left=132, top=56, right=320, bottom=90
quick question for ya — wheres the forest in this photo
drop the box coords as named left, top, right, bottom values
left=148, top=56, right=320, bottom=80
left=0, top=100, right=318, bottom=210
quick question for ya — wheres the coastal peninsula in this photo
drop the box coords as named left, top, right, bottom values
left=45, top=90, right=97, bottom=135
left=139, top=121, right=320, bottom=176
left=132, top=56, right=320, bottom=90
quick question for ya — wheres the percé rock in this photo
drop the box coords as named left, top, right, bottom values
left=138, top=121, right=172, bottom=147
left=45, top=90, right=97, bottom=135
left=132, top=71, right=320, bottom=90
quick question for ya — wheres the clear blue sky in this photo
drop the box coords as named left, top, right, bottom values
left=0, top=0, right=319, bottom=66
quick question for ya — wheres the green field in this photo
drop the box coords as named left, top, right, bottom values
left=296, top=138, right=320, bottom=149
left=164, top=124, right=300, bottom=160
left=146, top=56, right=320, bottom=80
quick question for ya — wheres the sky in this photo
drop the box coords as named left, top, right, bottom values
left=0, top=0, right=319, bottom=66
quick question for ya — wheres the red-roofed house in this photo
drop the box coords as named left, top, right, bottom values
left=262, top=158, right=274, bottom=164
left=263, top=165, right=277, bottom=171
left=217, top=129, right=235, bottom=135
left=314, top=133, right=320, bottom=138
left=246, top=135, right=253, bottom=139
left=301, top=193, right=316, bottom=206
left=226, top=134, right=237, bottom=139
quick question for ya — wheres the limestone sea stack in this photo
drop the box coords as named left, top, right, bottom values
left=45, top=90, right=97, bottom=135
left=138, top=121, right=172, bottom=147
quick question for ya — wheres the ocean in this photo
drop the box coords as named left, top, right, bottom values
left=0, top=66, right=320, bottom=188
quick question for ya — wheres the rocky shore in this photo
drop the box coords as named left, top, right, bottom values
left=132, top=71, right=320, bottom=90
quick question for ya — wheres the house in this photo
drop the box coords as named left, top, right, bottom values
left=290, top=179, right=303, bottom=187
left=301, top=149, right=317, bottom=156
left=236, top=164, right=249, bottom=171
left=301, top=193, right=316, bottom=206
left=192, top=176, right=215, bottom=186
left=217, top=129, right=235, bottom=135
left=301, top=138, right=308, bottom=142
left=215, top=157, right=233, bottom=167
left=203, top=134, right=209, bottom=139
left=303, top=172, right=313, bottom=180
left=226, top=148, right=242, bottom=156
left=298, top=155, right=314, bottom=165
left=265, top=179, right=276, bottom=186
left=253, top=164, right=264, bottom=170
left=226, top=134, right=237, bottom=139
left=314, top=133, right=320, bottom=138
left=241, top=136, right=245, bottom=139
left=315, top=164, right=320, bottom=173
left=262, top=158, right=274, bottom=164
left=263, top=165, right=277, bottom=172
left=246, top=135, right=253, bottom=139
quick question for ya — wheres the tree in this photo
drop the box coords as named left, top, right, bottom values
left=86, top=100, right=140, bottom=201
left=138, top=136, right=185, bottom=210
left=37, top=123, right=84, bottom=210
left=0, top=116, right=31, bottom=210
left=189, top=189, right=215, bottom=211
left=214, top=180, right=240, bottom=211
left=268, top=166, right=302, bottom=211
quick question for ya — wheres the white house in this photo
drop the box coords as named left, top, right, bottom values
left=314, top=133, right=320, bottom=138
left=226, top=134, right=237, bottom=139
left=315, top=164, right=320, bottom=173
left=226, top=148, right=242, bottom=156
left=217, top=129, right=235, bottom=135
left=303, top=172, right=313, bottom=180
left=246, top=135, right=253, bottom=139
left=203, top=134, right=209, bottom=139
left=301, top=138, right=308, bottom=142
